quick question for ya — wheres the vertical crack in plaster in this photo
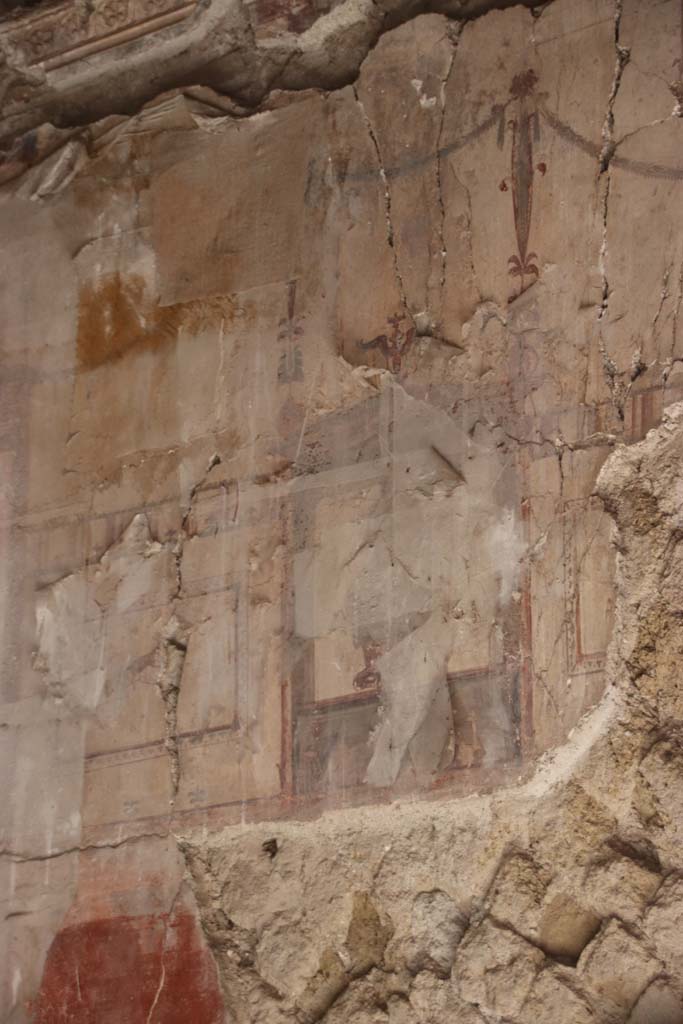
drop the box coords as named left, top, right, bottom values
left=670, top=0, right=683, bottom=116
left=145, top=964, right=166, bottom=1024
left=597, top=0, right=630, bottom=419
left=174, top=453, right=223, bottom=599
left=633, top=261, right=670, bottom=386
left=670, top=260, right=683, bottom=373
left=180, top=453, right=222, bottom=553
left=145, top=883, right=184, bottom=1023
left=649, top=262, right=672, bottom=361
left=157, top=630, right=188, bottom=800
left=352, top=85, right=412, bottom=322
left=172, top=535, right=184, bottom=601
left=598, top=0, right=629, bottom=174
left=435, top=23, right=463, bottom=301
left=158, top=453, right=222, bottom=800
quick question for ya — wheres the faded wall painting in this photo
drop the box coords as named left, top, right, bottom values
left=4, top=1, right=683, bottom=845
left=285, top=385, right=526, bottom=800
left=2, top=0, right=683, bottom=1014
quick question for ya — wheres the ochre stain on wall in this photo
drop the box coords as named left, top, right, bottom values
left=30, top=911, right=224, bottom=1023
left=76, top=273, right=241, bottom=370
left=77, top=273, right=182, bottom=370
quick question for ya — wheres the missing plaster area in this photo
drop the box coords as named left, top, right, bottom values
left=157, top=626, right=188, bottom=800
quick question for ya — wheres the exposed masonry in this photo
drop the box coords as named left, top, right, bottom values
left=172, top=405, right=683, bottom=1023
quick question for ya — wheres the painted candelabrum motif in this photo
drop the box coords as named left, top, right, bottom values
left=498, top=69, right=547, bottom=301
left=277, top=279, right=305, bottom=383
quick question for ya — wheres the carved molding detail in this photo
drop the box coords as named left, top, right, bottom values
left=1, top=0, right=197, bottom=71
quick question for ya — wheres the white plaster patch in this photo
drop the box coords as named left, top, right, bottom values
left=486, top=509, right=526, bottom=605
left=410, top=77, right=437, bottom=109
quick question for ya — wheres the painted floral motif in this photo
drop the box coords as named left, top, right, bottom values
left=98, top=0, right=129, bottom=27
left=5, top=0, right=195, bottom=71
left=25, top=26, right=55, bottom=59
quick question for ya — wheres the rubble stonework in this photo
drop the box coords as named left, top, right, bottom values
left=1, top=0, right=683, bottom=1020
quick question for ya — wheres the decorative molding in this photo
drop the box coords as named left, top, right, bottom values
left=2, top=0, right=197, bottom=72
left=563, top=495, right=612, bottom=676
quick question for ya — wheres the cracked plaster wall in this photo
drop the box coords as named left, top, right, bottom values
left=1, top=0, right=683, bottom=1020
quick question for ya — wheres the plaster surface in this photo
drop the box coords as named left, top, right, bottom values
left=1, top=0, right=683, bottom=1020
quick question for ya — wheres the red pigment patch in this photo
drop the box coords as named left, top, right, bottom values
left=31, top=910, right=223, bottom=1023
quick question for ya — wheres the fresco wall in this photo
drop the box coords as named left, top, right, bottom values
left=1, top=0, right=683, bottom=1020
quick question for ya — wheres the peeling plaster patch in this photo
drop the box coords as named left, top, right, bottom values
left=365, top=612, right=453, bottom=788
left=33, top=514, right=169, bottom=711
left=410, top=78, right=437, bottom=109
left=486, top=509, right=526, bottom=605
